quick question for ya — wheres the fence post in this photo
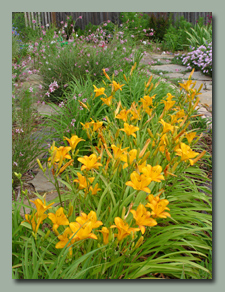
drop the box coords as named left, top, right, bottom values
left=51, top=12, right=56, bottom=27
left=24, top=12, right=28, bottom=27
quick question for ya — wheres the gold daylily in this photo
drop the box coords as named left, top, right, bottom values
left=78, top=154, right=102, bottom=171
left=145, top=194, right=171, bottom=219
left=30, top=198, right=54, bottom=217
left=80, top=121, right=94, bottom=130
left=98, top=227, right=110, bottom=245
left=179, top=80, right=194, bottom=92
left=23, top=212, right=47, bottom=234
left=120, top=123, right=139, bottom=138
left=55, top=227, right=73, bottom=255
left=48, top=207, right=69, bottom=232
left=159, top=119, right=174, bottom=134
left=115, top=109, right=130, bottom=122
left=175, top=142, right=199, bottom=162
left=100, top=95, right=114, bottom=106
left=161, top=100, right=176, bottom=111
left=126, top=171, right=152, bottom=193
left=90, top=183, right=101, bottom=195
left=73, top=172, right=95, bottom=190
left=166, top=93, right=175, bottom=101
left=140, top=95, right=155, bottom=109
left=130, top=204, right=157, bottom=234
left=70, top=221, right=98, bottom=241
left=76, top=211, right=103, bottom=229
left=110, top=81, right=125, bottom=92
left=63, top=135, right=85, bottom=151
left=185, top=132, right=197, bottom=144
left=49, top=146, right=72, bottom=163
left=90, top=119, right=103, bottom=132
left=141, top=165, right=165, bottom=183
left=111, top=145, right=129, bottom=160
left=120, top=149, right=137, bottom=169
left=110, top=217, right=140, bottom=241
left=93, top=85, right=106, bottom=97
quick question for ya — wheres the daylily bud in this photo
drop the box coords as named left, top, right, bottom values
left=44, top=229, right=51, bottom=240
left=122, top=206, right=126, bottom=220
left=135, top=236, right=144, bottom=249
left=14, top=172, right=22, bottom=179
left=37, top=158, right=44, bottom=171
left=68, top=204, right=74, bottom=218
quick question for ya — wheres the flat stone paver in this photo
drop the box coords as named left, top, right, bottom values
left=183, top=71, right=212, bottom=81
left=35, top=104, right=57, bottom=116
left=151, top=64, right=187, bottom=73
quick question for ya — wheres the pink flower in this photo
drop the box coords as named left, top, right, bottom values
left=79, top=16, right=82, bottom=19
left=29, top=87, right=33, bottom=92
left=32, top=20, right=36, bottom=24
left=39, top=84, right=43, bottom=89
left=40, top=37, right=43, bottom=41
left=13, top=162, right=18, bottom=167
left=46, top=92, right=50, bottom=97
left=64, top=84, right=68, bottom=88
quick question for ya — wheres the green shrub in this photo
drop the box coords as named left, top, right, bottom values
left=148, top=14, right=171, bottom=42
left=161, top=16, right=193, bottom=52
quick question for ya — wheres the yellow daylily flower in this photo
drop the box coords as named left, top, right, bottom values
left=185, top=132, right=197, bottom=144
left=111, top=145, right=129, bottom=160
left=130, top=204, right=157, bottom=234
left=69, top=221, right=98, bottom=241
left=166, top=93, right=175, bottom=101
left=159, top=119, right=175, bottom=134
left=78, top=154, right=102, bottom=171
left=48, top=207, right=69, bottom=232
left=89, top=183, right=101, bottom=195
left=175, top=142, right=199, bottom=162
left=73, top=172, right=95, bottom=190
left=125, top=171, right=152, bottom=193
left=30, top=198, right=54, bottom=217
left=141, top=164, right=165, bottom=183
left=115, top=109, right=130, bottom=122
left=23, top=212, right=47, bottom=234
left=100, top=95, right=114, bottom=106
left=63, top=135, right=85, bottom=151
left=110, top=81, right=125, bottom=92
left=55, top=227, right=73, bottom=255
left=161, top=100, right=176, bottom=111
left=120, top=149, right=137, bottom=169
left=140, top=95, right=155, bottom=109
left=76, top=211, right=103, bottom=229
left=110, top=217, right=140, bottom=241
left=179, top=80, right=194, bottom=92
left=90, top=119, right=103, bottom=132
left=80, top=121, right=94, bottom=130
left=98, top=227, right=110, bottom=245
left=120, top=123, right=139, bottom=138
left=145, top=194, right=171, bottom=219
left=93, top=85, right=106, bottom=97
left=49, top=146, right=72, bottom=163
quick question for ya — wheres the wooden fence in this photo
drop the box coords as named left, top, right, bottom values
left=23, top=12, right=212, bottom=30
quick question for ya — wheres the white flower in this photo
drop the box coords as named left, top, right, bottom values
left=142, top=41, right=147, bottom=45
left=51, top=41, right=55, bottom=44
left=159, top=72, right=163, bottom=75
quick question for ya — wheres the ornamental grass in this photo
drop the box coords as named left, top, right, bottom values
left=12, top=66, right=212, bottom=279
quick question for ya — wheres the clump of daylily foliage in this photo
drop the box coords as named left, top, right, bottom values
left=14, top=65, right=211, bottom=279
